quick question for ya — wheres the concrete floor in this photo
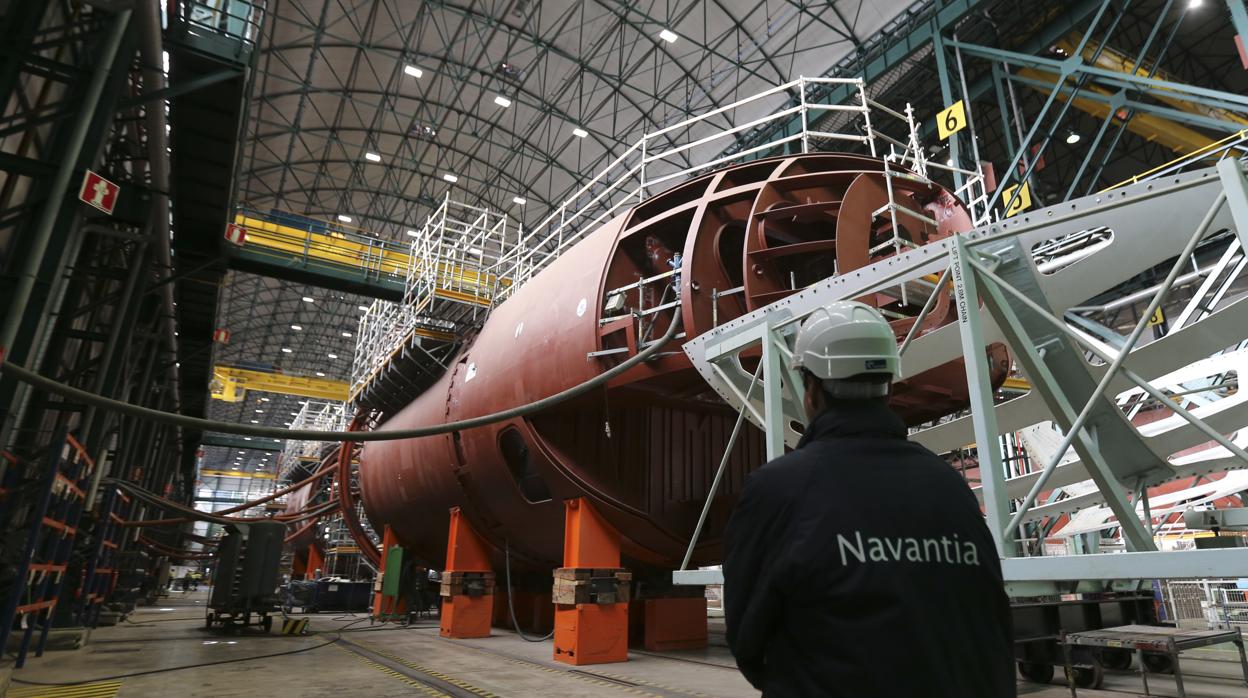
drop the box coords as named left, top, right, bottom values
left=5, top=589, right=1247, bottom=697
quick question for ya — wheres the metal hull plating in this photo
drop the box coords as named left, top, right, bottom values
left=359, top=154, right=1008, bottom=569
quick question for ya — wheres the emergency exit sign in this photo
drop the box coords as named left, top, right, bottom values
left=79, top=170, right=119, bottom=215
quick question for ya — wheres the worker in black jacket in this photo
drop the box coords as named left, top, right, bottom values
left=723, top=300, right=1015, bottom=697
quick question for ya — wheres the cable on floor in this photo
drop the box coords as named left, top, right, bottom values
left=504, top=540, right=554, bottom=643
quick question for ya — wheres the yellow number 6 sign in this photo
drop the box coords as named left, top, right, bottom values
left=937, top=100, right=966, bottom=140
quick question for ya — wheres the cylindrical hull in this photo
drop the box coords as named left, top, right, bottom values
left=359, top=154, right=1008, bottom=569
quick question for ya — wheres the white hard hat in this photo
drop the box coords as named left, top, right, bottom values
left=790, top=301, right=899, bottom=395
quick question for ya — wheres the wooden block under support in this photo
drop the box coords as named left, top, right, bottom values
left=554, top=498, right=628, bottom=666
left=552, top=568, right=631, bottom=605
left=439, top=571, right=496, bottom=598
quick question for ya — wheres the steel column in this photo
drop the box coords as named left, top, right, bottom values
left=931, top=25, right=964, bottom=189
left=950, top=238, right=1012, bottom=556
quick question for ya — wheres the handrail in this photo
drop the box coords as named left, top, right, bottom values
left=348, top=77, right=991, bottom=403
left=1101, top=128, right=1248, bottom=192
left=495, top=75, right=885, bottom=303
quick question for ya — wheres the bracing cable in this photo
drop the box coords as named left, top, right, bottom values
left=0, top=313, right=682, bottom=442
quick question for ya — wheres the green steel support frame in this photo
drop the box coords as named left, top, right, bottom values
left=678, top=159, right=1248, bottom=594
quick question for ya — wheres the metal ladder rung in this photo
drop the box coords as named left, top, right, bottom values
left=884, top=169, right=931, bottom=186
left=868, top=236, right=921, bottom=255
left=870, top=202, right=938, bottom=227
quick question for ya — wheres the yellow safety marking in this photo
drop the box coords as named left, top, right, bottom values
left=337, top=645, right=449, bottom=697
left=936, top=100, right=967, bottom=140
left=1147, top=307, right=1166, bottom=328
left=7, top=680, right=123, bottom=698
left=1001, top=376, right=1031, bottom=392
left=281, top=617, right=309, bottom=635
left=359, top=643, right=505, bottom=697
left=210, top=365, right=349, bottom=402
left=233, top=213, right=506, bottom=305
left=377, top=639, right=673, bottom=698
left=1001, top=182, right=1031, bottom=218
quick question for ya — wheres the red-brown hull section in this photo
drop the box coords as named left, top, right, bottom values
left=359, top=154, right=1007, bottom=569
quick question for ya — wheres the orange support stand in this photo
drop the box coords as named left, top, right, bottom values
left=305, top=545, right=324, bottom=581
left=440, top=507, right=493, bottom=639
left=553, top=498, right=628, bottom=666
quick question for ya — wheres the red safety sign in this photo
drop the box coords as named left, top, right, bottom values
left=224, top=223, right=247, bottom=246
left=213, top=328, right=231, bottom=344
left=78, top=170, right=119, bottom=215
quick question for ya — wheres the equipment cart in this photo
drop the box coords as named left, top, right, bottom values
left=206, top=522, right=284, bottom=633
left=1060, top=624, right=1248, bottom=697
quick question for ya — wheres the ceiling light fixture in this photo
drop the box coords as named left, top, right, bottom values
left=281, top=347, right=292, bottom=353
left=342, top=331, right=353, bottom=338
left=512, top=196, right=526, bottom=205
left=571, top=127, right=588, bottom=138
left=1188, top=0, right=1203, bottom=7
left=404, top=65, right=423, bottom=78
left=406, top=229, right=418, bottom=237
left=255, top=409, right=263, bottom=414
left=493, top=95, right=512, bottom=108
left=443, top=173, right=458, bottom=183
left=260, top=397, right=270, bottom=402
left=250, top=419, right=259, bottom=424
left=365, top=152, right=382, bottom=162
left=328, top=353, right=338, bottom=359
left=291, top=324, right=303, bottom=331
left=302, top=296, right=314, bottom=303
left=358, top=305, right=369, bottom=311
left=1065, top=130, right=1081, bottom=144
left=316, top=371, right=326, bottom=377
left=337, top=214, right=352, bottom=223
left=659, top=28, right=679, bottom=44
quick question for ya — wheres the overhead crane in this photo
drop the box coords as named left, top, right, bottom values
left=1056, top=36, right=1248, bottom=132
left=226, top=208, right=504, bottom=306
left=210, top=365, right=350, bottom=402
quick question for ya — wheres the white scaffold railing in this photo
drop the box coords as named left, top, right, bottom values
left=278, top=400, right=347, bottom=481
left=349, top=194, right=517, bottom=401
left=350, top=79, right=993, bottom=401
left=493, top=76, right=991, bottom=304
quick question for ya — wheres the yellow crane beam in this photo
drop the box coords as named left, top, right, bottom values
left=1016, top=67, right=1215, bottom=155
left=211, top=365, right=349, bottom=402
left=1056, top=36, right=1248, bottom=130
left=234, top=212, right=503, bottom=308
left=199, top=469, right=277, bottom=479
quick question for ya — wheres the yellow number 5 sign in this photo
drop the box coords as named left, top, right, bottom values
left=937, top=100, right=966, bottom=140
left=1001, top=182, right=1032, bottom=217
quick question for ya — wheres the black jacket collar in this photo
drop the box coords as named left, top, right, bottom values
left=796, top=400, right=908, bottom=448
